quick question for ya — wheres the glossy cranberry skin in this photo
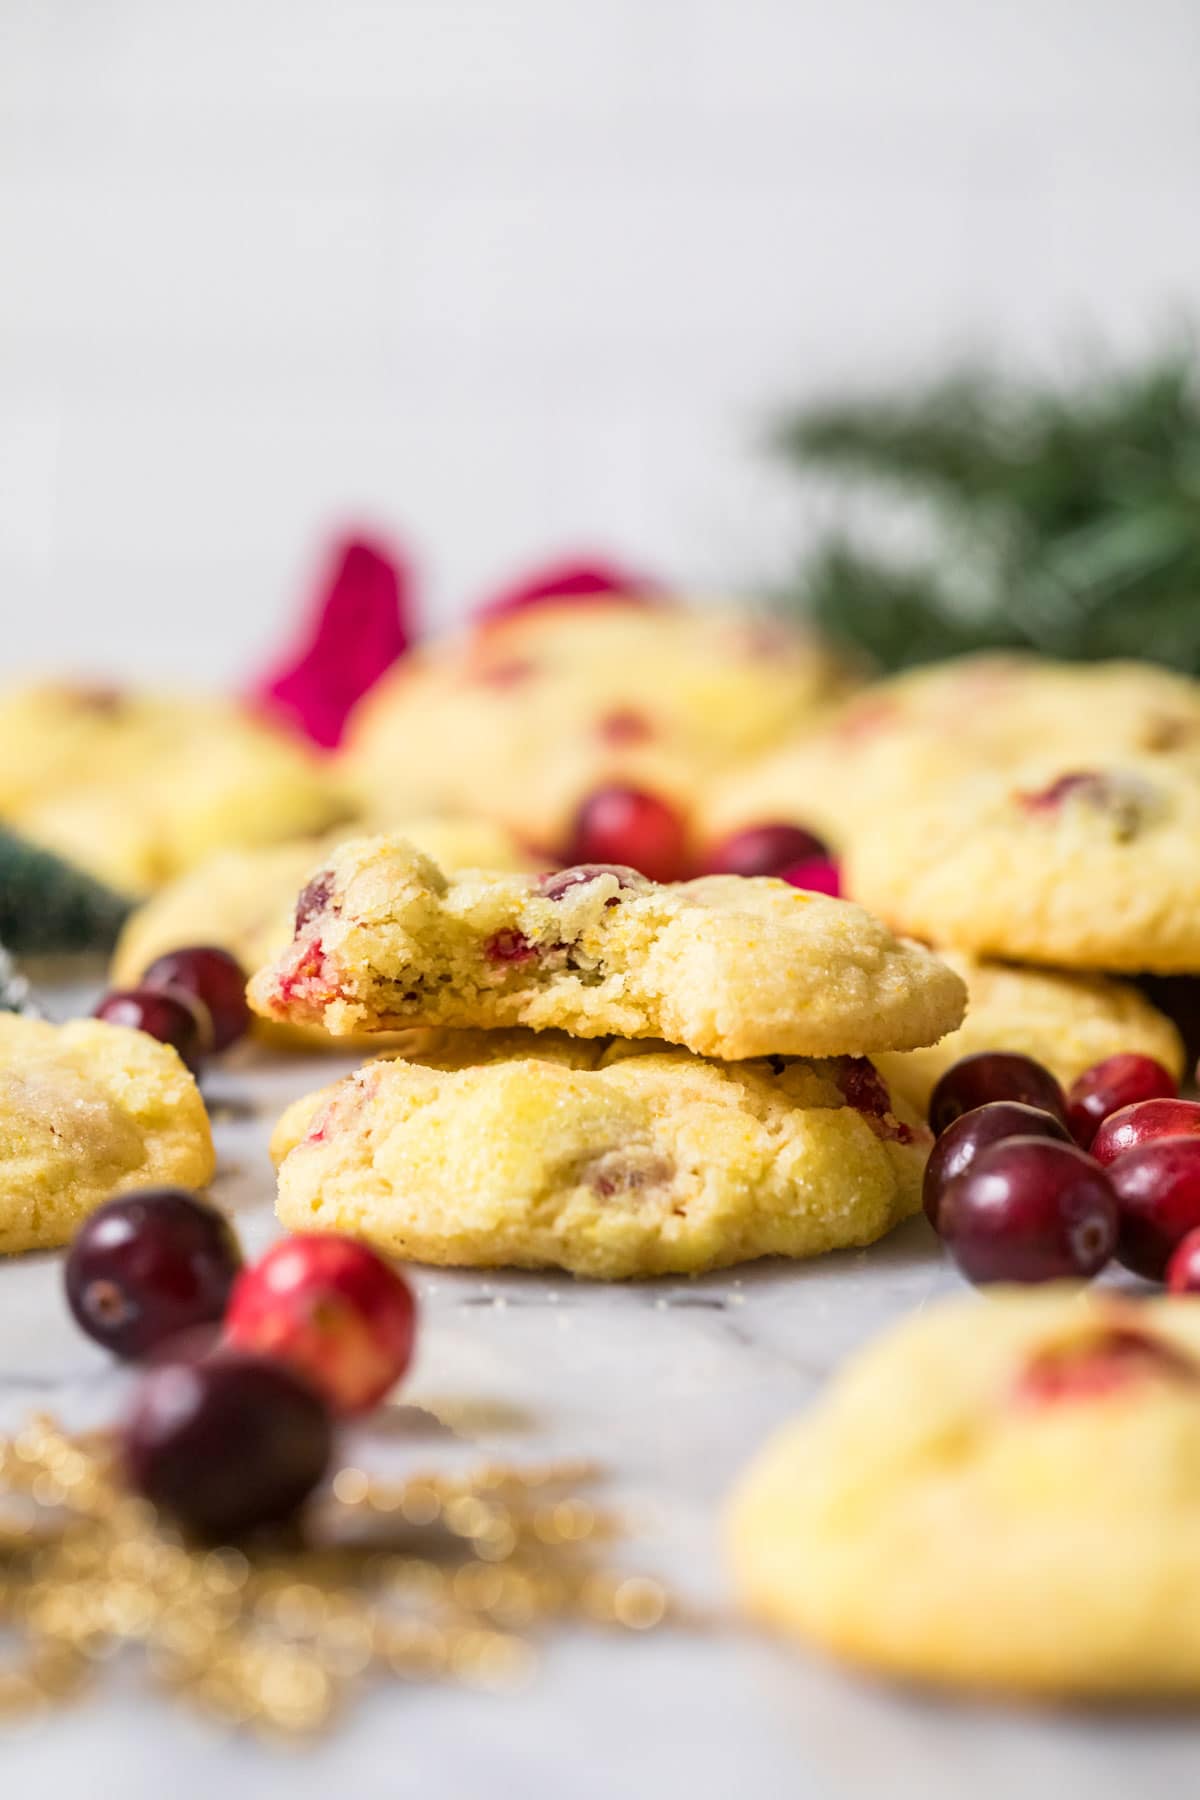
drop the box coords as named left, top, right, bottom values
left=141, top=946, right=250, bottom=1053
left=1108, top=1137, right=1200, bottom=1280
left=1066, top=1054, right=1178, bottom=1150
left=704, top=823, right=829, bottom=879
left=928, top=1052, right=1067, bottom=1137
left=922, top=1102, right=1071, bottom=1232
left=225, top=1235, right=417, bottom=1416
left=93, top=987, right=208, bottom=1072
left=938, top=1138, right=1118, bottom=1285
left=65, top=1189, right=242, bottom=1359
left=1091, top=1097, right=1200, bottom=1166
left=564, top=787, right=690, bottom=884
left=124, top=1351, right=332, bottom=1538
left=1166, top=1227, right=1200, bottom=1295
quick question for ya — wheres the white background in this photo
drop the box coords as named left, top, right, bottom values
left=2, top=0, right=1199, bottom=685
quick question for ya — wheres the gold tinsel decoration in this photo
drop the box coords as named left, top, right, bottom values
left=0, top=1416, right=673, bottom=1739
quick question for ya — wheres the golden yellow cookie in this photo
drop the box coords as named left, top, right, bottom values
left=249, top=837, right=967, bottom=1059
left=0, top=1014, right=215, bottom=1253
left=728, top=1287, right=1200, bottom=1701
left=112, top=819, right=537, bottom=1052
left=704, top=655, right=1200, bottom=854
left=874, top=951, right=1185, bottom=1117
left=271, top=1035, right=928, bottom=1278
left=343, top=603, right=855, bottom=851
left=847, top=756, right=1200, bottom=973
left=0, top=682, right=348, bottom=892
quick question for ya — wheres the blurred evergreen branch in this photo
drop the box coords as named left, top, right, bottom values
left=773, top=348, right=1200, bottom=670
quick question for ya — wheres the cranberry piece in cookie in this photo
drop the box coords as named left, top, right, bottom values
left=1014, top=1325, right=1198, bottom=1405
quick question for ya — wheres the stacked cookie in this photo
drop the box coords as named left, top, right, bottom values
left=704, top=654, right=1198, bottom=1110
left=250, top=837, right=967, bottom=1278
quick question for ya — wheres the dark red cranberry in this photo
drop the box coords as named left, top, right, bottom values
left=564, top=787, right=690, bottom=884
left=922, top=1102, right=1071, bottom=1231
left=928, top=1052, right=1067, bottom=1137
left=141, top=946, right=250, bottom=1053
left=1065, top=1054, right=1178, bottom=1150
left=65, top=1188, right=242, bottom=1359
left=93, top=987, right=208, bottom=1072
left=537, top=863, right=645, bottom=903
left=484, top=929, right=538, bottom=964
left=704, top=822, right=830, bottom=879
left=779, top=857, right=841, bottom=897
left=938, top=1138, right=1117, bottom=1285
left=1166, top=1227, right=1200, bottom=1294
left=124, top=1351, right=332, bottom=1538
left=1108, top=1137, right=1200, bottom=1280
left=1091, top=1097, right=1200, bottom=1166
left=294, top=870, right=334, bottom=933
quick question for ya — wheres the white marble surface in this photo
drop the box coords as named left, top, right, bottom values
left=4, top=994, right=1200, bottom=1797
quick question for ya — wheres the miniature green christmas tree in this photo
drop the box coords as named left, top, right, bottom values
left=772, top=348, right=1200, bottom=671
left=0, top=827, right=134, bottom=953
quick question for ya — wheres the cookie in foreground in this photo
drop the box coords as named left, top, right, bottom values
left=270, top=1033, right=929, bottom=1279
left=249, top=837, right=967, bottom=1060
left=0, top=1014, right=214, bottom=1253
left=728, top=1286, right=1200, bottom=1700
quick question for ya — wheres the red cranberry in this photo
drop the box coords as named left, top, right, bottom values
left=1108, top=1137, right=1200, bottom=1280
left=779, top=857, right=841, bottom=897
left=928, top=1052, right=1067, bottom=1137
left=537, top=863, right=644, bottom=902
left=1015, top=1327, right=1197, bottom=1403
left=596, top=708, right=654, bottom=746
left=938, top=1138, right=1117, bottom=1285
left=1091, top=1097, right=1200, bottom=1166
left=1166, top=1227, right=1200, bottom=1294
left=93, top=987, right=208, bottom=1072
left=564, top=787, right=690, bottom=884
left=704, top=823, right=829, bottom=879
left=485, top=929, right=538, bottom=964
left=65, top=1188, right=242, bottom=1359
left=124, top=1351, right=332, bottom=1538
left=294, top=870, right=334, bottom=933
left=1065, top=1054, right=1178, bottom=1150
left=141, top=946, right=250, bottom=1053
left=1018, top=771, right=1103, bottom=814
left=922, top=1102, right=1071, bottom=1231
left=225, top=1235, right=417, bottom=1417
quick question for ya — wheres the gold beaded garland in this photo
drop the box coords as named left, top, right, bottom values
left=0, top=1415, right=674, bottom=1739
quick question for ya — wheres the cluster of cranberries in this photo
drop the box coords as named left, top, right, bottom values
left=93, top=945, right=252, bottom=1074
left=563, top=784, right=837, bottom=891
left=65, top=1192, right=416, bottom=1539
left=924, top=1049, right=1200, bottom=1293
